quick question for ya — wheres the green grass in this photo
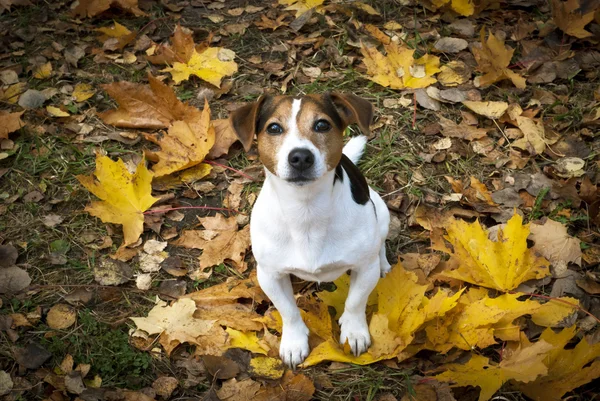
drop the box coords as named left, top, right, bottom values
left=42, top=310, right=153, bottom=388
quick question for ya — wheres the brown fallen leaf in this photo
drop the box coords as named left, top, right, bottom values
left=438, top=116, right=487, bottom=141
left=254, top=371, right=315, bottom=401
left=46, top=304, right=77, bottom=330
left=0, top=111, right=24, bottom=139
left=173, top=214, right=250, bottom=271
left=72, top=0, right=145, bottom=18
left=184, top=271, right=267, bottom=305
left=208, top=119, right=239, bottom=159
left=529, top=218, right=582, bottom=270
left=472, top=29, right=526, bottom=89
left=100, top=74, right=198, bottom=129
left=552, top=0, right=595, bottom=38
left=144, top=100, right=215, bottom=177
left=254, top=14, right=289, bottom=31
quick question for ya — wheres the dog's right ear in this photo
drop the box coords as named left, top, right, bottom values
left=230, top=95, right=269, bottom=152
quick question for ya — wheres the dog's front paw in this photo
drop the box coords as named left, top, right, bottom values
left=280, top=324, right=310, bottom=369
left=339, top=313, right=371, bottom=356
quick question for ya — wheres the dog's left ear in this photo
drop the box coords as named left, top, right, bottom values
left=230, top=95, right=269, bottom=151
left=329, top=93, right=374, bottom=136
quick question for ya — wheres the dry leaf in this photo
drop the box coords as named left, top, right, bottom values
left=77, top=155, right=159, bottom=246
left=279, top=0, right=325, bottom=17
left=514, top=326, right=600, bottom=401
left=462, top=100, right=509, bottom=119
left=472, top=29, right=526, bottom=89
left=162, top=47, right=238, bottom=87
left=249, top=356, right=285, bottom=379
left=361, top=29, right=441, bottom=89
left=46, top=304, right=77, bottom=330
left=73, top=0, right=145, bottom=18
left=33, top=62, right=52, bottom=79
left=255, top=14, right=288, bottom=31
left=208, top=118, right=239, bottom=159
left=173, top=214, right=251, bottom=271
left=0, top=111, right=24, bottom=139
left=101, top=74, right=199, bottom=129
left=552, top=0, right=595, bottom=38
left=439, top=116, right=487, bottom=141
left=144, top=100, right=215, bottom=177
left=438, top=60, right=471, bottom=86
left=226, top=328, right=270, bottom=355
left=433, top=213, right=551, bottom=291
left=435, top=338, right=553, bottom=401
left=131, top=298, right=215, bottom=348
left=512, top=116, right=547, bottom=155
left=529, top=218, right=582, bottom=268
left=429, top=0, right=474, bottom=16
left=72, top=83, right=95, bottom=102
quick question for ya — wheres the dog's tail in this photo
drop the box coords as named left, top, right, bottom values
left=343, top=136, right=368, bottom=165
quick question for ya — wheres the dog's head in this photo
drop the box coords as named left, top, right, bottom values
left=230, top=93, right=373, bottom=184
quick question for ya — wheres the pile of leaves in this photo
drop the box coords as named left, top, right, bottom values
left=1, top=0, right=600, bottom=400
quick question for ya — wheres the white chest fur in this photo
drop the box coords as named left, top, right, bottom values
left=250, top=168, right=386, bottom=283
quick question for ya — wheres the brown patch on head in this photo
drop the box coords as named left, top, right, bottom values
left=256, top=96, right=294, bottom=174
left=296, top=94, right=345, bottom=170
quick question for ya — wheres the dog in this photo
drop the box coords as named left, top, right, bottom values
left=230, top=93, right=391, bottom=368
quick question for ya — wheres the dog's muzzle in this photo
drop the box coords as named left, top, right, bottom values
left=286, top=148, right=316, bottom=184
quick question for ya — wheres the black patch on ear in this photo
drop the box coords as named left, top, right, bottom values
left=317, top=94, right=344, bottom=129
left=256, top=96, right=279, bottom=134
left=334, top=154, right=370, bottom=205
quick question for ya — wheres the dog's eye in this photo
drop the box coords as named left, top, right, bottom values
left=266, top=123, right=283, bottom=135
left=314, top=120, right=331, bottom=132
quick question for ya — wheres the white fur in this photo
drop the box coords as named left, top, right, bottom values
left=251, top=128, right=391, bottom=368
left=343, top=135, right=368, bottom=164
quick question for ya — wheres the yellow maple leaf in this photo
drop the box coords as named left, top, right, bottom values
left=472, top=29, right=526, bottom=89
left=33, top=62, right=52, bottom=79
left=144, top=100, right=215, bottom=177
left=430, top=0, right=475, bottom=16
left=552, top=0, right=595, bottom=38
left=131, top=298, right=215, bottom=345
left=434, top=338, right=553, bottom=401
left=308, top=263, right=462, bottom=365
left=433, top=213, right=550, bottom=291
left=530, top=297, right=579, bottom=327
left=249, top=356, right=284, bottom=379
left=96, top=21, right=132, bottom=38
left=514, top=326, right=600, bottom=401
left=72, top=83, right=95, bottom=102
left=279, top=0, right=325, bottom=17
left=77, top=155, right=158, bottom=245
left=360, top=40, right=440, bottom=89
left=162, top=47, right=238, bottom=87
left=46, top=106, right=70, bottom=117
left=226, top=328, right=270, bottom=355
left=316, top=273, right=378, bottom=319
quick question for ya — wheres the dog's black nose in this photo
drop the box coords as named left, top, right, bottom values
left=288, top=148, right=314, bottom=171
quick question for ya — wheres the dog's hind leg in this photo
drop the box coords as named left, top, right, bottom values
left=379, top=244, right=391, bottom=277
left=257, top=267, right=309, bottom=369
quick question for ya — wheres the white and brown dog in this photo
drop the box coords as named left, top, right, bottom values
left=230, top=93, right=391, bottom=368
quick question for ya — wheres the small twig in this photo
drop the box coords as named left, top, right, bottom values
left=137, top=16, right=172, bottom=38
left=30, top=284, right=180, bottom=300
left=412, top=91, right=417, bottom=129
left=143, top=206, right=239, bottom=215
left=204, top=160, right=255, bottom=181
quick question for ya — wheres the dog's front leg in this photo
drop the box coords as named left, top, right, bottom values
left=257, top=267, right=309, bottom=368
left=339, top=261, right=380, bottom=356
